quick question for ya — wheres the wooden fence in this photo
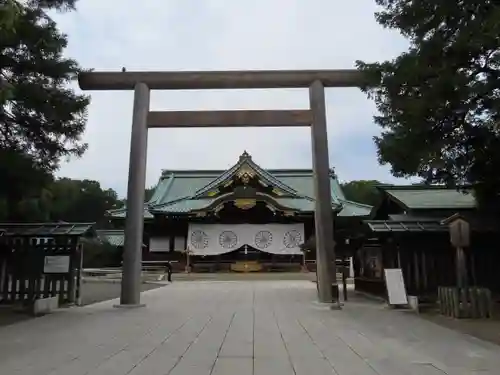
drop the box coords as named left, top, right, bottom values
left=438, top=286, right=494, bottom=319
left=0, top=236, right=82, bottom=306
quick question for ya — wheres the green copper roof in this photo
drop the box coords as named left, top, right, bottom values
left=107, top=204, right=154, bottom=219
left=0, top=222, right=95, bottom=236
left=148, top=173, right=219, bottom=206
left=96, top=229, right=126, bottom=246
left=150, top=196, right=318, bottom=214
left=152, top=198, right=219, bottom=213
left=109, top=152, right=361, bottom=218
left=143, top=168, right=343, bottom=215
left=365, top=220, right=446, bottom=232
left=338, top=200, right=372, bottom=217
left=96, top=229, right=146, bottom=247
left=148, top=170, right=343, bottom=207
left=272, top=197, right=315, bottom=211
left=381, top=186, right=476, bottom=210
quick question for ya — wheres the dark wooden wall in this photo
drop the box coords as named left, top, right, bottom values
left=354, top=231, right=500, bottom=301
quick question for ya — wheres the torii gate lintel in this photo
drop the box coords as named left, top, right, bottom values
left=78, top=68, right=368, bottom=307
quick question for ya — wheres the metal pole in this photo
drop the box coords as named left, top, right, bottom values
left=309, top=80, right=337, bottom=304
left=118, top=82, right=150, bottom=307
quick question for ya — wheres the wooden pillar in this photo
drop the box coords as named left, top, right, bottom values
left=186, top=250, right=191, bottom=273
left=421, top=250, right=428, bottom=292
left=405, top=249, right=413, bottom=294
left=469, top=251, right=477, bottom=287
left=446, top=249, right=454, bottom=286
left=428, top=248, right=436, bottom=290
left=413, top=249, right=420, bottom=294
left=119, top=82, right=150, bottom=307
left=309, top=80, right=336, bottom=304
left=0, top=256, right=6, bottom=297
left=456, top=246, right=468, bottom=289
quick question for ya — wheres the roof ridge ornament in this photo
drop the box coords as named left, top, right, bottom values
left=193, top=149, right=298, bottom=197
left=239, top=150, right=251, bottom=161
left=329, top=167, right=337, bottom=178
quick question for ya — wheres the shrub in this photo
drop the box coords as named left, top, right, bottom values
left=81, top=241, right=122, bottom=268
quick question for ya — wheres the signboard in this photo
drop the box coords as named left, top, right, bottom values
left=44, top=255, right=70, bottom=274
left=384, top=268, right=408, bottom=305
left=449, top=218, right=470, bottom=248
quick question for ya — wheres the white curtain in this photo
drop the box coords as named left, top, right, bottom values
left=187, top=223, right=304, bottom=255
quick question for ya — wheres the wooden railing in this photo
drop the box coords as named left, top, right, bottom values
left=0, top=236, right=81, bottom=306
left=438, top=286, right=494, bottom=319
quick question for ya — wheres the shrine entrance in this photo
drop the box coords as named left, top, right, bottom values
left=186, top=223, right=306, bottom=273
left=78, top=69, right=368, bottom=306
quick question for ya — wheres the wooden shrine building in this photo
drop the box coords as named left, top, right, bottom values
left=107, top=151, right=371, bottom=272
left=355, top=185, right=500, bottom=304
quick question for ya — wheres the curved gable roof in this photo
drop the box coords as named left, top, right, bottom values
left=193, top=151, right=298, bottom=197
left=109, top=151, right=351, bottom=217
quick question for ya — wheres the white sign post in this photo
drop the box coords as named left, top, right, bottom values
left=384, top=268, right=408, bottom=305
left=44, top=255, right=70, bottom=274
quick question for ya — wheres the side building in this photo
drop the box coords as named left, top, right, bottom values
left=356, top=185, right=500, bottom=300
left=107, top=151, right=371, bottom=272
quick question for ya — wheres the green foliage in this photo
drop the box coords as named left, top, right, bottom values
left=341, top=180, right=383, bottom=206
left=120, top=185, right=157, bottom=207
left=0, top=175, right=121, bottom=224
left=357, top=0, right=500, bottom=211
left=145, top=185, right=156, bottom=202
left=48, top=178, right=122, bottom=224
left=0, top=149, right=54, bottom=220
left=82, top=241, right=122, bottom=268
left=0, top=0, right=89, bottom=219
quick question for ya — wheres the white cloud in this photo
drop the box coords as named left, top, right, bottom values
left=53, top=0, right=409, bottom=195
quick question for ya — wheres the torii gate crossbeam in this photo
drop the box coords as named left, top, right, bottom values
left=78, top=69, right=368, bottom=307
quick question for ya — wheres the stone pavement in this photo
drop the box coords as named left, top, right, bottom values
left=0, top=281, right=499, bottom=375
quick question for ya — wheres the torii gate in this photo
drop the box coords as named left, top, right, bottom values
left=78, top=69, right=368, bottom=307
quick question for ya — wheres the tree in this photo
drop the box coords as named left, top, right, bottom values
left=0, top=1, right=21, bottom=40
left=357, top=0, right=500, bottom=211
left=0, top=149, right=54, bottom=221
left=49, top=178, right=122, bottom=225
left=341, top=180, right=383, bottom=206
left=0, top=0, right=89, bottom=220
left=120, top=185, right=157, bottom=207
left=145, top=185, right=156, bottom=202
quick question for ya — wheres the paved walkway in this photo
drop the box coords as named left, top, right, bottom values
left=0, top=281, right=499, bottom=375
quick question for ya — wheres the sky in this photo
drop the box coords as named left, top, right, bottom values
left=53, top=0, right=411, bottom=197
